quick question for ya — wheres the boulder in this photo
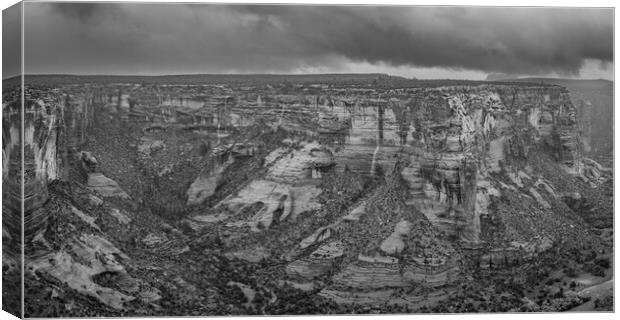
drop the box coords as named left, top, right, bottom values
left=80, top=151, right=98, bottom=172
left=560, top=192, right=585, bottom=211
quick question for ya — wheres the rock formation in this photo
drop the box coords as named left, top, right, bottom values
left=3, top=75, right=612, bottom=316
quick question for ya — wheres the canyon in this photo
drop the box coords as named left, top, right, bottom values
left=2, top=74, right=613, bottom=316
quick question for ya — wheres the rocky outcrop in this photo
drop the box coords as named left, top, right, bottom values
left=332, top=257, right=407, bottom=289
left=265, top=142, right=335, bottom=181
left=225, top=246, right=270, bottom=263
left=9, top=89, right=101, bottom=242
left=140, top=233, right=190, bottom=256
left=218, top=178, right=320, bottom=232
left=186, top=153, right=232, bottom=206
left=380, top=220, right=411, bottom=255
left=286, top=241, right=344, bottom=280
left=76, top=151, right=131, bottom=200
left=138, top=137, right=165, bottom=155
left=87, top=173, right=131, bottom=199
left=471, top=236, right=554, bottom=269
left=108, top=207, right=131, bottom=224
left=212, top=141, right=333, bottom=232
left=330, top=253, right=458, bottom=290
left=342, top=202, right=366, bottom=221
left=2, top=97, right=23, bottom=245
left=560, top=192, right=584, bottom=212
left=28, top=233, right=138, bottom=309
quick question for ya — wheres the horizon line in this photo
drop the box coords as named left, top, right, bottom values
left=2, top=73, right=612, bottom=82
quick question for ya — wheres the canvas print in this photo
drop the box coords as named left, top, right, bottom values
left=2, top=2, right=23, bottom=318
left=2, top=1, right=614, bottom=317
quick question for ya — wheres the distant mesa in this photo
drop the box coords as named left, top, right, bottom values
left=485, top=73, right=521, bottom=81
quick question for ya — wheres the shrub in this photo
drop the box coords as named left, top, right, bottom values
left=584, top=250, right=597, bottom=261
left=198, top=141, right=211, bottom=156
left=594, top=257, right=611, bottom=269
left=594, top=296, right=613, bottom=310
left=564, top=267, right=577, bottom=277
left=584, top=263, right=605, bottom=277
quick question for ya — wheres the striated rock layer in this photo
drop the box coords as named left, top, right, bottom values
left=7, top=77, right=611, bottom=314
left=304, top=85, right=583, bottom=244
left=19, top=89, right=101, bottom=241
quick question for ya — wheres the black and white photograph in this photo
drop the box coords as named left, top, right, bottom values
left=1, top=0, right=615, bottom=317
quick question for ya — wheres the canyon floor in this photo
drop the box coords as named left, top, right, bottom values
left=2, top=74, right=614, bottom=316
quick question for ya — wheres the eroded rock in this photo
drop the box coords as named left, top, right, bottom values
left=286, top=241, right=344, bottom=280
left=380, top=220, right=411, bottom=256
left=186, top=161, right=231, bottom=206
left=27, top=234, right=135, bottom=310
left=87, top=173, right=130, bottom=199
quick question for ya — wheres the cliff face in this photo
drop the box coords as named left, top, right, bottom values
left=13, top=82, right=592, bottom=246
left=15, top=88, right=99, bottom=241
left=405, top=85, right=580, bottom=243
left=503, top=78, right=613, bottom=166
left=299, top=85, right=581, bottom=244
left=2, top=93, right=22, bottom=253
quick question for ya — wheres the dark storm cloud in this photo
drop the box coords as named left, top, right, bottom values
left=48, top=2, right=119, bottom=22
left=23, top=3, right=613, bottom=76
left=231, top=5, right=613, bottom=75
left=3, top=3, right=21, bottom=79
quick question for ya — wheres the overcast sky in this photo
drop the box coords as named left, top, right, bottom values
left=11, top=2, right=614, bottom=80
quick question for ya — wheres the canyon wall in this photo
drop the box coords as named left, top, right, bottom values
left=307, top=85, right=582, bottom=243
left=10, top=83, right=587, bottom=247
left=18, top=87, right=100, bottom=241
left=2, top=94, right=22, bottom=252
